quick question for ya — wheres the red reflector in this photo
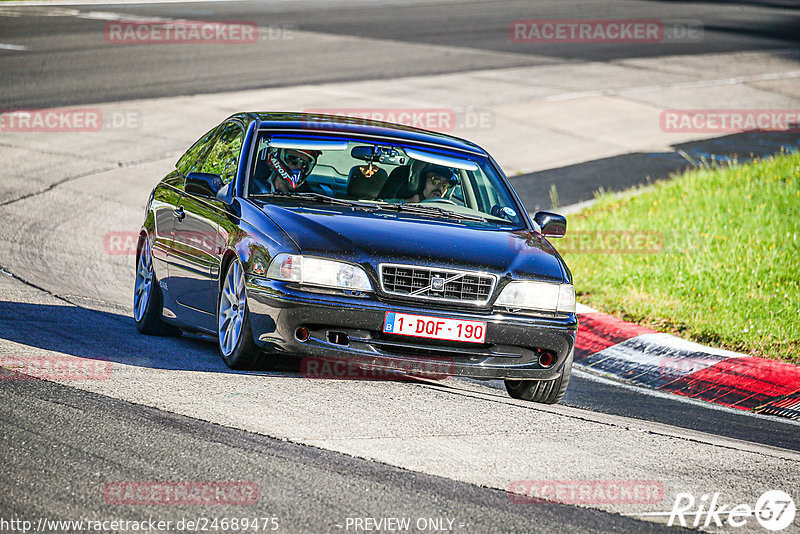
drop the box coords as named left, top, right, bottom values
left=281, top=256, right=294, bottom=279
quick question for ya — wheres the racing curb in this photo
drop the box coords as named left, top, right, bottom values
left=573, top=304, right=800, bottom=420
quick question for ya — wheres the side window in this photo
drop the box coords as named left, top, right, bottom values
left=466, top=171, right=492, bottom=212
left=200, top=122, right=244, bottom=184
left=176, top=126, right=219, bottom=176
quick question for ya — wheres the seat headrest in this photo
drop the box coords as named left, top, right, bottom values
left=347, top=165, right=389, bottom=199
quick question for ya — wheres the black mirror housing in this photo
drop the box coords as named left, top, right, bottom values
left=533, top=211, right=567, bottom=238
left=351, top=145, right=405, bottom=165
left=185, top=172, right=224, bottom=199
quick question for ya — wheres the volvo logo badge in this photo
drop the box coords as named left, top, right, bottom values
left=431, top=277, right=445, bottom=291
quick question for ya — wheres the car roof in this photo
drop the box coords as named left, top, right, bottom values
left=228, top=112, right=488, bottom=156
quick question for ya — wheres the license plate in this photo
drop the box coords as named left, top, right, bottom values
left=383, top=312, right=487, bottom=344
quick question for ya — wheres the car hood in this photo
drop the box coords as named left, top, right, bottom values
left=257, top=203, right=566, bottom=281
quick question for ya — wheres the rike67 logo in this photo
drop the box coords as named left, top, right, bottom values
left=668, top=490, right=796, bottom=531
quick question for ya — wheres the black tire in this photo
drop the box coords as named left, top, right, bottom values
left=217, top=259, right=260, bottom=370
left=504, top=350, right=573, bottom=404
left=134, top=236, right=181, bottom=337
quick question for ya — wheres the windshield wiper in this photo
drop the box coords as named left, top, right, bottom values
left=376, top=202, right=487, bottom=222
left=252, top=192, right=368, bottom=208
left=252, top=193, right=486, bottom=222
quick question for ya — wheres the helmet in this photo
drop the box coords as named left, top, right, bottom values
left=267, top=148, right=319, bottom=190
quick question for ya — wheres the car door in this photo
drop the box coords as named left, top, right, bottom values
left=157, top=125, right=221, bottom=320
left=170, top=121, right=245, bottom=331
left=150, top=173, right=183, bottom=293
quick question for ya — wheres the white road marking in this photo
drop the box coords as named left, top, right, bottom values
left=0, top=43, right=27, bottom=51
left=575, top=302, right=598, bottom=314
left=0, top=7, right=79, bottom=16
left=78, top=11, right=177, bottom=22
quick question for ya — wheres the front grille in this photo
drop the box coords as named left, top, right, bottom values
left=380, top=264, right=495, bottom=305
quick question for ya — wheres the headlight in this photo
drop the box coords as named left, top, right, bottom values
left=266, top=254, right=373, bottom=291
left=495, top=281, right=575, bottom=313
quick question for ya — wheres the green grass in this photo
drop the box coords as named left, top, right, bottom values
left=561, top=149, right=800, bottom=364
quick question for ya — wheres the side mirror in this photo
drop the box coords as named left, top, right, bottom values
left=533, top=211, right=567, bottom=238
left=185, top=172, right=223, bottom=199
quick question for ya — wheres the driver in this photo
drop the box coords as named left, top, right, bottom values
left=252, top=147, right=319, bottom=193
left=406, top=163, right=458, bottom=203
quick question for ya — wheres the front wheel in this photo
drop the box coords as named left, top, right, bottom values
left=504, top=351, right=573, bottom=404
left=217, top=258, right=260, bottom=369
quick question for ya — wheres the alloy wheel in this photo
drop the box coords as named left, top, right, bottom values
left=218, top=260, right=247, bottom=357
left=134, top=238, right=153, bottom=323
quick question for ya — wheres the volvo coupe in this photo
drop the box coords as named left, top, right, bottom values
left=134, top=113, right=576, bottom=403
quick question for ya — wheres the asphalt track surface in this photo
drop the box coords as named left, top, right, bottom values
left=3, top=376, right=683, bottom=533
left=0, top=0, right=799, bottom=108
left=1, top=1, right=800, bottom=533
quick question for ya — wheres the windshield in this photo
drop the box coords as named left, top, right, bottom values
left=247, top=133, right=525, bottom=228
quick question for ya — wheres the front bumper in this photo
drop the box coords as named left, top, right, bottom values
left=246, top=277, right=577, bottom=380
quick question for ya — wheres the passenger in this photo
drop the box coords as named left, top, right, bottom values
left=405, top=164, right=457, bottom=203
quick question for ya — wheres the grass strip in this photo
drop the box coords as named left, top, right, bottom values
left=560, top=149, right=799, bottom=364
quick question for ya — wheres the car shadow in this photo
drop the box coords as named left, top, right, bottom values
left=0, top=300, right=286, bottom=374
left=0, top=300, right=425, bottom=382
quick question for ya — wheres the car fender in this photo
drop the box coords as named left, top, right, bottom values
left=217, top=199, right=300, bottom=288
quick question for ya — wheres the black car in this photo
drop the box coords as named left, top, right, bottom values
left=135, top=112, right=576, bottom=404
